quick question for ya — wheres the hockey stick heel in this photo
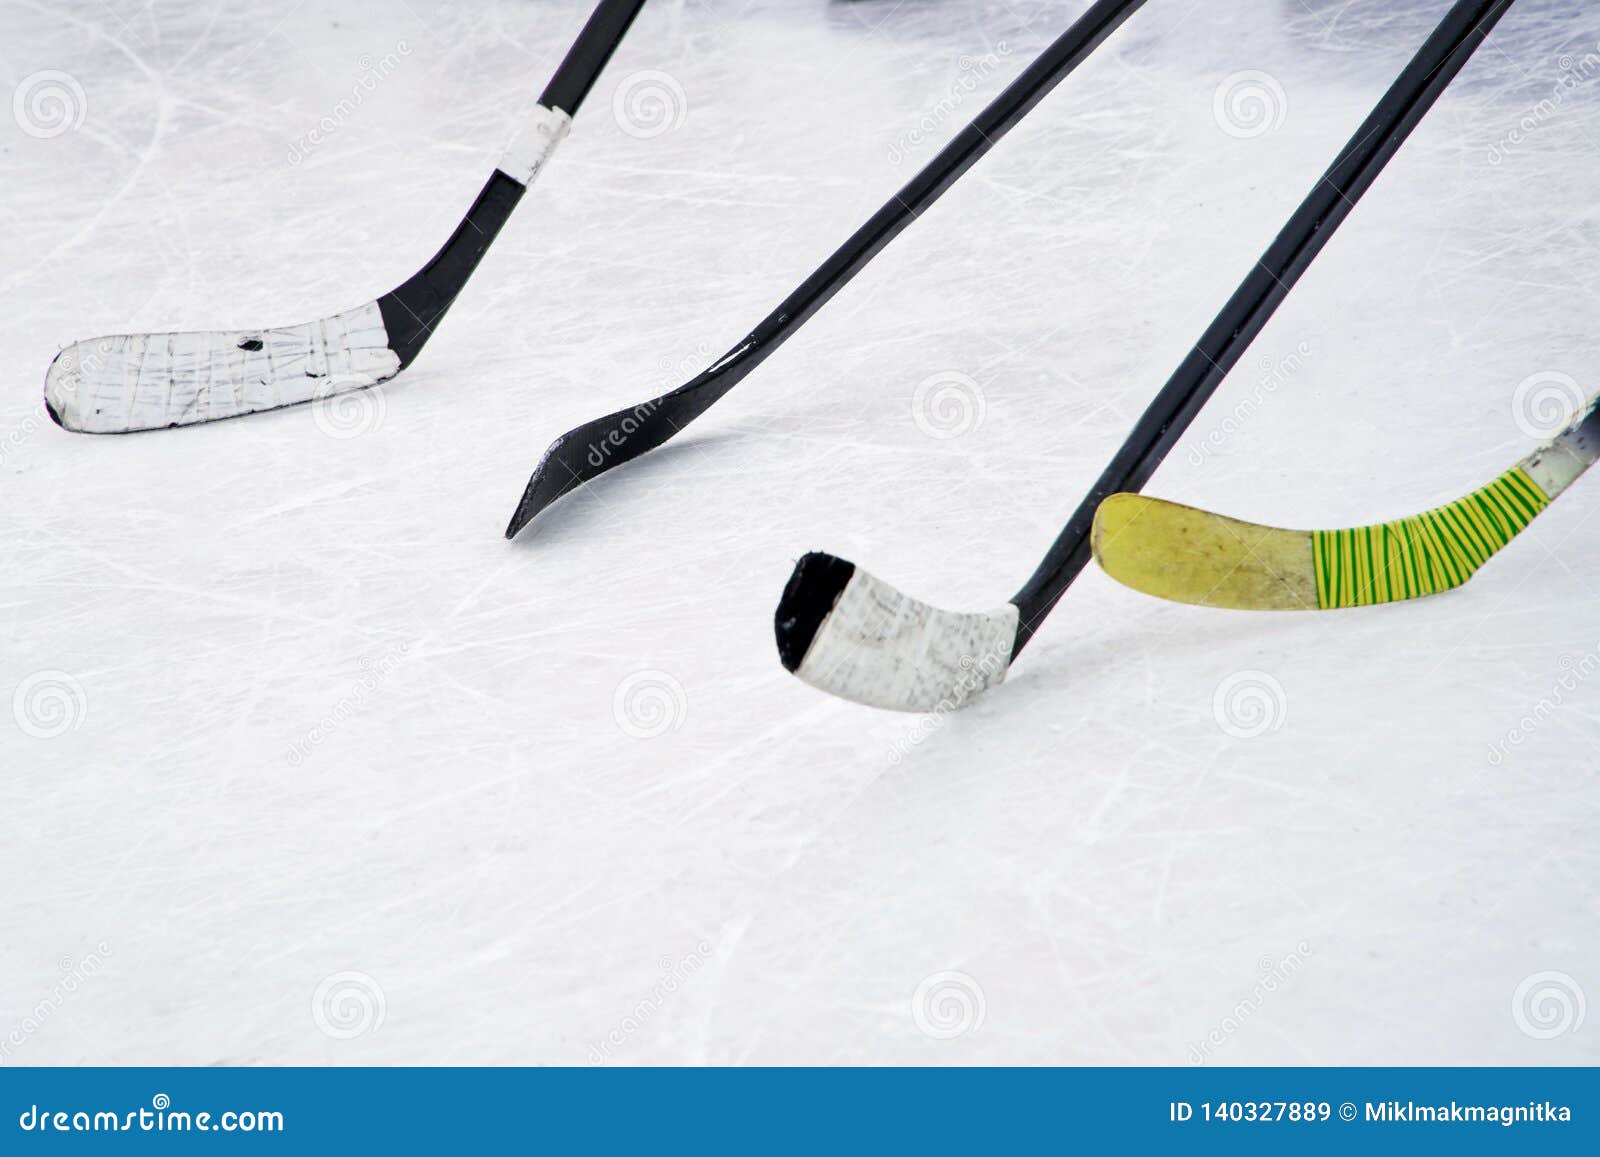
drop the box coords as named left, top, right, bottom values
left=775, top=552, right=1019, bottom=713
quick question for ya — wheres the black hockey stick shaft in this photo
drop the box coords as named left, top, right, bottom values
left=691, top=0, right=1148, bottom=399
left=380, top=0, right=646, bottom=364
left=505, top=0, right=1149, bottom=536
left=542, top=0, right=647, bottom=113
left=1008, top=0, right=1517, bottom=655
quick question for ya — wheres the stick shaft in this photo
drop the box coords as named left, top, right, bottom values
left=685, top=0, right=1152, bottom=414
left=381, top=0, right=646, bottom=364
left=541, top=0, right=648, bottom=114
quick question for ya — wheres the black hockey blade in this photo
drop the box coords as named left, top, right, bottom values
left=773, top=552, right=856, bottom=672
left=504, top=367, right=731, bottom=538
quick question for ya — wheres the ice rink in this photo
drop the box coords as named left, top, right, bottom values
left=2, top=0, right=1597, bottom=1064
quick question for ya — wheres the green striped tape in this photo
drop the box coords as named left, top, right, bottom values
left=1312, top=467, right=1550, bottom=609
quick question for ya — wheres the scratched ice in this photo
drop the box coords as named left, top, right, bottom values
left=0, top=0, right=1596, bottom=1064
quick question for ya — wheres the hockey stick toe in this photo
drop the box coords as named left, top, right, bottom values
left=1091, top=493, right=1318, bottom=611
left=504, top=377, right=716, bottom=538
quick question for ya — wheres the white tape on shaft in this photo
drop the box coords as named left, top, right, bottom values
left=497, top=104, right=572, bottom=186
left=1521, top=401, right=1600, bottom=499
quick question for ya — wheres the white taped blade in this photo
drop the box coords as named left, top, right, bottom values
left=497, top=104, right=572, bottom=186
left=45, top=301, right=401, bottom=433
left=795, top=568, right=1018, bottom=713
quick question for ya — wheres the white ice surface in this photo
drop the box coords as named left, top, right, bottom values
left=2, top=0, right=1598, bottom=1065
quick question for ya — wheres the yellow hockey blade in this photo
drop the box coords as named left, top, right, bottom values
left=1091, top=494, right=1318, bottom=611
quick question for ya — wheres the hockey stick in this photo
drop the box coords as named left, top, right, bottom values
left=774, top=0, right=1518, bottom=712
left=45, top=0, right=645, bottom=434
left=504, top=0, right=1152, bottom=539
left=1092, top=395, right=1600, bottom=611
